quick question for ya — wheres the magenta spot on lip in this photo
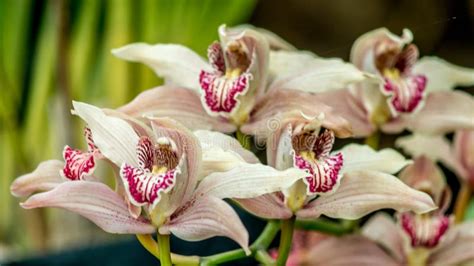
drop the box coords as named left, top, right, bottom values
left=61, top=145, right=96, bottom=181
left=383, top=74, right=427, bottom=114
left=294, top=152, right=344, bottom=195
left=121, top=164, right=177, bottom=206
left=199, top=70, right=251, bottom=114
left=401, top=212, right=450, bottom=248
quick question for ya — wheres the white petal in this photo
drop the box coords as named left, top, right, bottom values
left=268, top=50, right=375, bottom=92
left=11, top=160, right=64, bottom=197
left=414, top=56, right=474, bottom=92
left=72, top=101, right=140, bottom=167
left=195, top=163, right=307, bottom=200
left=160, top=196, right=250, bottom=254
left=112, top=43, right=211, bottom=92
left=337, top=144, right=411, bottom=174
left=297, top=170, right=436, bottom=220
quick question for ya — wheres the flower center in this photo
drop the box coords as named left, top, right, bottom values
left=400, top=212, right=451, bottom=248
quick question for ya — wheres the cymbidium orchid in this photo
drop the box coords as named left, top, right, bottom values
left=236, top=104, right=436, bottom=220
left=360, top=156, right=474, bottom=266
left=347, top=28, right=474, bottom=135
left=112, top=24, right=372, bottom=130
left=397, top=130, right=474, bottom=221
left=10, top=101, right=309, bottom=258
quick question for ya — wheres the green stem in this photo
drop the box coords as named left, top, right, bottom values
left=236, top=129, right=251, bottom=150
left=364, top=131, right=380, bottom=150
left=277, top=217, right=295, bottom=266
left=200, top=220, right=280, bottom=265
left=454, top=183, right=472, bottom=223
left=255, top=250, right=275, bottom=265
left=158, top=233, right=172, bottom=266
left=295, top=218, right=355, bottom=236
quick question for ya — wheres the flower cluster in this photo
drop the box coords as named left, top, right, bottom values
left=10, top=25, right=474, bottom=265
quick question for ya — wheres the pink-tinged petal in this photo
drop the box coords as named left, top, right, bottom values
left=207, top=41, right=225, bottom=73
left=362, top=213, right=407, bottom=263
left=195, top=163, right=307, bottom=200
left=429, top=221, right=474, bottom=265
left=10, top=160, right=64, bottom=197
left=297, top=170, right=436, bottom=220
left=337, top=144, right=411, bottom=174
left=454, top=130, right=474, bottom=184
left=160, top=196, right=250, bottom=254
left=294, top=153, right=344, bottom=195
left=382, top=90, right=474, bottom=135
left=199, top=70, right=252, bottom=116
left=398, top=156, right=447, bottom=205
left=61, top=146, right=96, bottom=181
left=112, top=43, right=211, bottom=92
left=230, top=24, right=296, bottom=51
left=413, top=56, right=474, bottom=92
left=382, top=74, right=427, bottom=115
left=350, top=27, right=413, bottom=73
left=235, top=193, right=292, bottom=219
left=400, top=212, right=451, bottom=248
left=21, top=181, right=155, bottom=234
left=118, top=86, right=235, bottom=133
left=149, top=118, right=202, bottom=215
left=120, top=163, right=178, bottom=208
left=304, top=235, right=399, bottom=266
left=241, top=89, right=353, bottom=139
left=72, top=101, right=140, bottom=167
left=268, top=50, right=375, bottom=93
left=396, top=134, right=466, bottom=179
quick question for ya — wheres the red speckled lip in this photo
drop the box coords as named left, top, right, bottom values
left=61, top=145, right=96, bottom=181
left=383, top=74, right=427, bottom=115
left=400, top=212, right=450, bottom=248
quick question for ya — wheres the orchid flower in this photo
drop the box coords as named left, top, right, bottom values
left=348, top=28, right=474, bottom=135
left=10, top=101, right=309, bottom=253
left=113, top=24, right=372, bottom=130
left=235, top=102, right=436, bottom=220
left=360, top=156, right=474, bottom=266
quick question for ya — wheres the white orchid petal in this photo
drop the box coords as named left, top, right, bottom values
left=297, top=170, right=436, bottom=220
left=337, top=144, right=411, bottom=174
left=112, top=43, right=211, bottom=92
left=72, top=101, right=140, bottom=167
left=430, top=221, right=474, bottom=265
left=10, top=160, right=64, bottom=197
left=414, top=56, right=474, bottom=92
left=195, top=163, right=307, bottom=200
left=235, top=194, right=292, bottom=220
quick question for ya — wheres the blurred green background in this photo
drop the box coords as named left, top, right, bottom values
left=1, top=0, right=474, bottom=263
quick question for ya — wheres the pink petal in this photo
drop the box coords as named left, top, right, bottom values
left=350, top=27, right=413, bottom=73
left=199, top=70, right=252, bottom=116
left=429, top=221, right=474, bottom=265
left=305, top=235, right=399, bottom=266
left=382, top=90, right=474, bottom=135
left=160, top=196, right=250, bottom=254
left=296, top=170, right=436, bottom=220
left=362, top=213, right=407, bottom=263
left=112, top=43, right=211, bottom=92
left=235, top=193, right=292, bottom=219
left=454, top=130, right=474, bottom=185
left=10, top=160, right=64, bottom=197
left=118, top=86, right=235, bottom=133
left=21, top=181, right=155, bottom=234
left=398, top=156, right=447, bottom=206
left=149, top=118, right=202, bottom=215
left=61, top=146, right=96, bottom=181
left=120, top=163, right=178, bottom=208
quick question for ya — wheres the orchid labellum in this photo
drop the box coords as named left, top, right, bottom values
left=10, top=101, right=309, bottom=254
left=349, top=28, right=474, bottom=135
left=113, top=24, right=372, bottom=130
